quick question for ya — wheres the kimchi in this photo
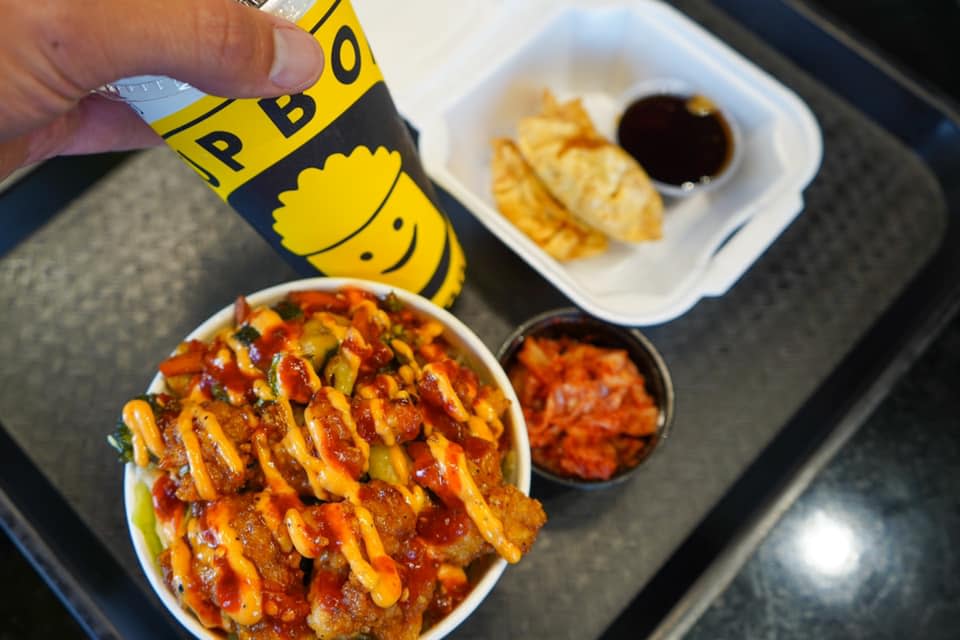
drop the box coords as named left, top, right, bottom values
left=508, top=336, right=660, bottom=481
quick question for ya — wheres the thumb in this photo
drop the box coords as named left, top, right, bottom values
left=31, top=0, right=324, bottom=99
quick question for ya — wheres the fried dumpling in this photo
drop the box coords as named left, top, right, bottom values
left=491, top=138, right=607, bottom=261
left=517, top=90, right=663, bottom=243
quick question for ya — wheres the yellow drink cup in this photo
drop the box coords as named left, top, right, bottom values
left=106, top=0, right=465, bottom=307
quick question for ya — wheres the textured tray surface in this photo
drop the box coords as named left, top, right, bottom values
left=0, top=1, right=948, bottom=638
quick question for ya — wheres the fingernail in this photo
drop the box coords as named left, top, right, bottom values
left=270, top=25, right=324, bottom=91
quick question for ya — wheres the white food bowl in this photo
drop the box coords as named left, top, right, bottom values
left=123, top=277, right=532, bottom=640
left=414, top=0, right=822, bottom=325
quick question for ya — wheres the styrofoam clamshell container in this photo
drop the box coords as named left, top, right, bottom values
left=399, top=0, right=822, bottom=326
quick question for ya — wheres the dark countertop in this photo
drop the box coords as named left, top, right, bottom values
left=688, top=313, right=960, bottom=639
left=2, top=1, right=960, bottom=639
left=688, top=1, right=960, bottom=638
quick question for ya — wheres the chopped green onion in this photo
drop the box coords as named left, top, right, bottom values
left=107, top=420, right=135, bottom=464
left=274, top=300, right=303, bottom=321
left=233, top=325, right=261, bottom=345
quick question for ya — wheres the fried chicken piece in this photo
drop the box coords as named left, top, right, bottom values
left=254, top=401, right=313, bottom=495
left=356, top=480, right=417, bottom=557
left=186, top=494, right=311, bottom=639
left=352, top=396, right=422, bottom=446
left=486, top=484, right=547, bottom=557
left=157, top=400, right=257, bottom=501
left=308, top=541, right=435, bottom=640
left=417, top=505, right=491, bottom=567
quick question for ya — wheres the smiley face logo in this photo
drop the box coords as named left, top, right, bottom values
left=272, top=146, right=459, bottom=297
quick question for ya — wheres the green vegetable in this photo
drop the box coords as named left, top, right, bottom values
left=233, top=325, right=261, bottom=346
left=383, top=292, right=404, bottom=313
left=368, top=445, right=401, bottom=484
left=501, top=449, right=518, bottom=485
left=211, top=383, right=231, bottom=404
left=300, top=319, right=339, bottom=370
left=133, top=481, right=164, bottom=563
left=107, top=420, right=135, bottom=464
left=274, top=300, right=303, bottom=321
left=268, top=353, right=284, bottom=398
left=325, top=354, right=357, bottom=396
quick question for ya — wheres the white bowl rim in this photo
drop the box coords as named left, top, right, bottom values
left=123, top=276, right=531, bottom=640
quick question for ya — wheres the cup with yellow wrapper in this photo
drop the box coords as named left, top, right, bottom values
left=102, top=0, right=466, bottom=307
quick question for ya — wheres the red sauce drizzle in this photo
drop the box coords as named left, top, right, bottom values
left=409, top=442, right=463, bottom=509
left=322, top=504, right=351, bottom=552
left=421, top=404, right=466, bottom=444
left=342, top=330, right=373, bottom=363
left=366, top=341, right=395, bottom=373
left=400, top=539, right=438, bottom=603
left=443, top=443, right=463, bottom=495
left=250, top=324, right=299, bottom=369
left=462, top=435, right=494, bottom=465
left=417, top=506, right=470, bottom=545
left=312, top=395, right=365, bottom=479
left=350, top=398, right=379, bottom=444
left=309, top=569, right=346, bottom=611
left=214, top=557, right=241, bottom=613
left=201, top=344, right=254, bottom=402
left=277, top=356, right=315, bottom=404
left=152, top=474, right=183, bottom=524
left=372, top=555, right=395, bottom=574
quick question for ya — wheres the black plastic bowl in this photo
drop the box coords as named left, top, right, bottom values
left=497, top=309, right=675, bottom=490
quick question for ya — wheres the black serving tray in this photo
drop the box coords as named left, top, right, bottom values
left=1, top=1, right=959, bottom=639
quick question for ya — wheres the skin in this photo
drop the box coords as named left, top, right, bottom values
left=0, top=0, right=324, bottom=179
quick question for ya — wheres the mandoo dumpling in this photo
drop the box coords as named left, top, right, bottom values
left=491, top=138, right=607, bottom=261
left=517, top=90, right=663, bottom=243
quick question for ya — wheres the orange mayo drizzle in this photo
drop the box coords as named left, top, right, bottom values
left=177, top=410, right=216, bottom=501
left=300, top=388, right=369, bottom=501
left=204, top=502, right=264, bottom=626
left=281, top=420, right=332, bottom=501
left=192, top=406, right=245, bottom=475
left=467, top=416, right=495, bottom=443
left=284, top=509, right=326, bottom=559
left=427, top=433, right=522, bottom=563
left=368, top=398, right=396, bottom=446
left=122, top=399, right=165, bottom=467
left=247, top=307, right=284, bottom=336
left=472, top=397, right=505, bottom=440
left=273, top=387, right=407, bottom=608
left=223, top=331, right=261, bottom=379
left=421, top=363, right=470, bottom=422
left=167, top=517, right=222, bottom=628
left=338, top=328, right=366, bottom=383
left=254, top=492, right=294, bottom=553
left=326, top=503, right=401, bottom=608
left=390, top=339, right=421, bottom=378
left=174, top=404, right=245, bottom=500
left=252, top=379, right=275, bottom=402
left=252, top=430, right=296, bottom=496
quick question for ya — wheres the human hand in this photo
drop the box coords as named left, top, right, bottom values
left=0, top=0, right=324, bottom=179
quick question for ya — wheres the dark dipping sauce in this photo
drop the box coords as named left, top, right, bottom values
left=617, top=94, right=734, bottom=190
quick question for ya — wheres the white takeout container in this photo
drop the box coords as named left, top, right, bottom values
left=355, top=0, right=823, bottom=325
left=124, top=277, right=532, bottom=640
